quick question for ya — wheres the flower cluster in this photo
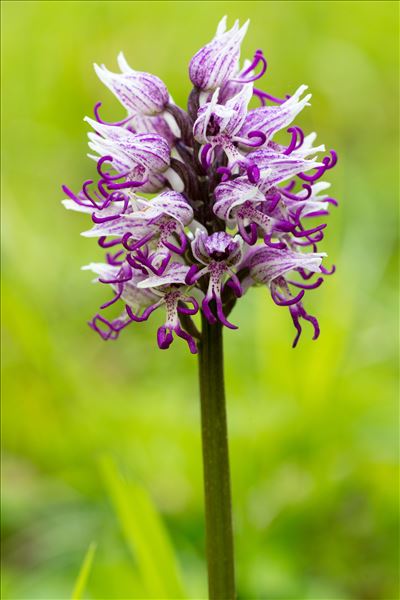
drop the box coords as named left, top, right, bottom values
left=63, top=17, right=338, bottom=354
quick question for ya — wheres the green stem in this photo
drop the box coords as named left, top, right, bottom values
left=198, top=314, right=235, bottom=600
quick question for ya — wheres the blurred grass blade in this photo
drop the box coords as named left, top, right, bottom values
left=71, top=542, right=97, bottom=600
left=100, top=457, right=186, bottom=599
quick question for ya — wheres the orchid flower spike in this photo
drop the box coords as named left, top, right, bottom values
left=63, top=17, right=338, bottom=353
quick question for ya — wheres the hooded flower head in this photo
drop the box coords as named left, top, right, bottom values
left=63, top=16, right=338, bottom=353
left=189, top=17, right=249, bottom=91
left=94, top=52, right=169, bottom=117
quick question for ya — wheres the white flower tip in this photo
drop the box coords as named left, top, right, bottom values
left=216, top=15, right=249, bottom=39
left=241, top=58, right=252, bottom=71
left=240, top=19, right=250, bottom=37
left=117, top=51, right=132, bottom=73
left=82, top=262, right=111, bottom=271
left=81, top=262, right=115, bottom=283
left=84, top=116, right=106, bottom=135
left=316, top=181, right=331, bottom=191
left=308, top=160, right=324, bottom=169
left=87, top=152, right=99, bottom=163
left=62, top=199, right=77, bottom=210
left=117, top=50, right=126, bottom=63
left=93, top=62, right=114, bottom=85
left=216, top=15, right=227, bottom=36
left=93, top=62, right=103, bottom=76
left=231, top=19, right=240, bottom=33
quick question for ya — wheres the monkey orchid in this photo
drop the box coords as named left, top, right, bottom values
left=63, top=16, right=338, bottom=599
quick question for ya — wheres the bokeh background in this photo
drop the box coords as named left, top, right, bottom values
left=2, top=1, right=398, bottom=599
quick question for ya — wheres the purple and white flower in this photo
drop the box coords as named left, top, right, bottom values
left=186, top=231, right=243, bottom=329
left=189, top=16, right=249, bottom=92
left=63, top=17, right=338, bottom=352
left=94, top=52, right=170, bottom=117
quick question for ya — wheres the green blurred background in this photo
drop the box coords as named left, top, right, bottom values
left=1, top=1, right=398, bottom=599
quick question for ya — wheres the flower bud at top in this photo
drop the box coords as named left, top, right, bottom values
left=189, top=16, right=249, bottom=91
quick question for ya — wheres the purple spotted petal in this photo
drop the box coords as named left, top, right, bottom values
left=86, top=118, right=170, bottom=173
left=213, top=178, right=265, bottom=224
left=137, top=262, right=190, bottom=289
left=239, top=85, right=311, bottom=142
left=247, top=149, right=323, bottom=190
left=94, top=53, right=169, bottom=116
left=189, top=16, right=249, bottom=91
left=82, top=214, right=149, bottom=238
left=243, top=246, right=326, bottom=285
left=135, top=191, right=193, bottom=226
left=132, top=114, right=176, bottom=144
